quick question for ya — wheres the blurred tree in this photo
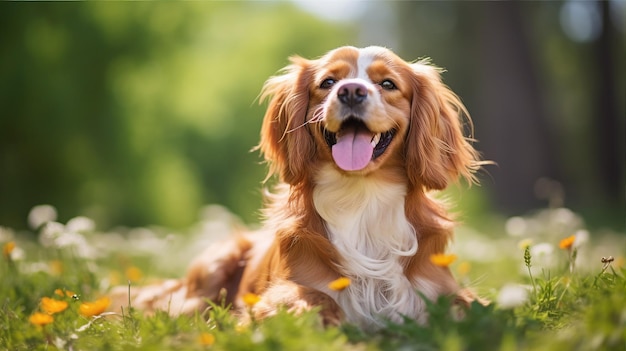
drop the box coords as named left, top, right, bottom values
left=393, top=1, right=625, bottom=227
left=0, top=2, right=353, bottom=229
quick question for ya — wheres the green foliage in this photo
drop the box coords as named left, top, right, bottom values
left=1, top=206, right=625, bottom=350
left=0, top=2, right=353, bottom=229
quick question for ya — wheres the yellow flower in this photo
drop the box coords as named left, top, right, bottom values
left=79, top=297, right=110, bottom=317
left=559, top=235, right=576, bottom=250
left=517, top=239, right=533, bottom=250
left=430, top=253, right=458, bottom=267
left=198, top=332, right=215, bottom=346
left=54, top=288, right=76, bottom=298
left=29, top=312, right=54, bottom=326
left=242, top=292, right=261, bottom=307
left=40, top=297, right=68, bottom=314
left=328, top=277, right=351, bottom=291
left=125, top=266, right=143, bottom=282
left=3, top=241, right=15, bottom=258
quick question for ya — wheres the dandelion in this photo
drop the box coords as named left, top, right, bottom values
left=242, top=293, right=261, bottom=307
left=496, top=284, right=529, bottom=309
left=328, top=277, right=351, bottom=291
left=3, top=241, right=15, bottom=258
left=40, top=297, right=68, bottom=314
left=79, top=297, right=110, bottom=317
left=429, top=253, right=457, bottom=267
left=29, top=312, right=54, bottom=326
left=559, top=235, right=576, bottom=250
left=198, top=332, right=216, bottom=346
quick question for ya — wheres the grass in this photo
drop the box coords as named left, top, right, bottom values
left=1, top=205, right=625, bottom=350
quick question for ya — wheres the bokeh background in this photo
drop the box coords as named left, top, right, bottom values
left=1, top=1, right=624, bottom=232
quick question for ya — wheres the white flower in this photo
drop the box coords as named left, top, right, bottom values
left=573, top=229, right=589, bottom=248
left=528, top=242, right=557, bottom=271
left=497, top=284, right=529, bottom=309
left=28, top=205, right=58, bottom=229
left=39, top=222, right=66, bottom=247
left=531, top=242, right=554, bottom=257
left=505, top=216, right=527, bottom=237
left=66, top=216, right=96, bottom=233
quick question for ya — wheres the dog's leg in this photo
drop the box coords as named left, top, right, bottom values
left=184, top=235, right=253, bottom=305
left=109, top=235, right=253, bottom=316
left=243, top=280, right=343, bottom=327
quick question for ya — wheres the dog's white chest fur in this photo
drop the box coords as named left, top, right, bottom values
left=312, top=165, right=430, bottom=329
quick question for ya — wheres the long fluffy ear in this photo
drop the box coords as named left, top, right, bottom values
left=404, top=61, right=480, bottom=190
left=257, top=57, right=315, bottom=185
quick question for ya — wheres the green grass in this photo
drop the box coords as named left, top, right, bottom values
left=1, top=205, right=625, bottom=350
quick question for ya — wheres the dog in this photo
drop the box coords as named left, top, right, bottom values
left=112, top=46, right=483, bottom=330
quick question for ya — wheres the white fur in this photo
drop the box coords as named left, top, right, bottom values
left=313, top=164, right=431, bottom=329
left=356, top=49, right=375, bottom=81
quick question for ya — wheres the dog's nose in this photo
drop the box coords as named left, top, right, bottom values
left=337, top=82, right=368, bottom=107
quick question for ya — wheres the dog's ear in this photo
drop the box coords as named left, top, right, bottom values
left=258, top=57, right=315, bottom=185
left=404, top=62, right=480, bottom=190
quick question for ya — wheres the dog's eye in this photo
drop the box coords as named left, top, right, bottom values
left=320, top=78, right=336, bottom=89
left=380, top=80, right=397, bottom=91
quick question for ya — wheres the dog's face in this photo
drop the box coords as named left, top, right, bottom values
left=309, top=46, right=410, bottom=174
left=259, top=46, right=478, bottom=190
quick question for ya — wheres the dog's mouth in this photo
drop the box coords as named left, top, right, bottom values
left=323, top=118, right=396, bottom=171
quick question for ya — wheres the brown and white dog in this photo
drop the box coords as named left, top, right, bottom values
left=113, top=46, right=483, bottom=330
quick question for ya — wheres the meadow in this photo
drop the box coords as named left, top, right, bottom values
left=1, top=204, right=624, bottom=350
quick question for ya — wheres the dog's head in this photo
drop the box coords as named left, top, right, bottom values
left=258, top=46, right=479, bottom=190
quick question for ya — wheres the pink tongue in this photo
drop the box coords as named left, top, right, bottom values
left=331, top=126, right=374, bottom=171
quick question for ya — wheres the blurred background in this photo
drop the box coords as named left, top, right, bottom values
left=1, top=1, right=624, bottom=232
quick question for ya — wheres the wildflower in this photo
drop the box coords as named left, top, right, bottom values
left=66, top=216, right=95, bottom=233
left=573, top=229, right=589, bottom=247
left=517, top=239, right=533, bottom=250
left=125, top=266, right=143, bottom=282
left=79, top=297, right=110, bottom=317
left=559, top=235, right=576, bottom=250
left=28, top=204, right=57, bottom=230
left=242, top=293, right=261, bottom=307
left=496, top=284, right=529, bottom=309
left=3, top=241, right=15, bottom=258
left=505, top=216, right=527, bottom=237
left=40, top=297, right=68, bottom=314
left=54, top=289, right=76, bottom=298
left=29, top=312, right=54, bottom=326
left=430, top=253, right=457, bottom=267
left=198, top=332, right=215, bottom=346
left=531, top=243, right=554, bottom=257
left=328, top=277, right=351, bottom=291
